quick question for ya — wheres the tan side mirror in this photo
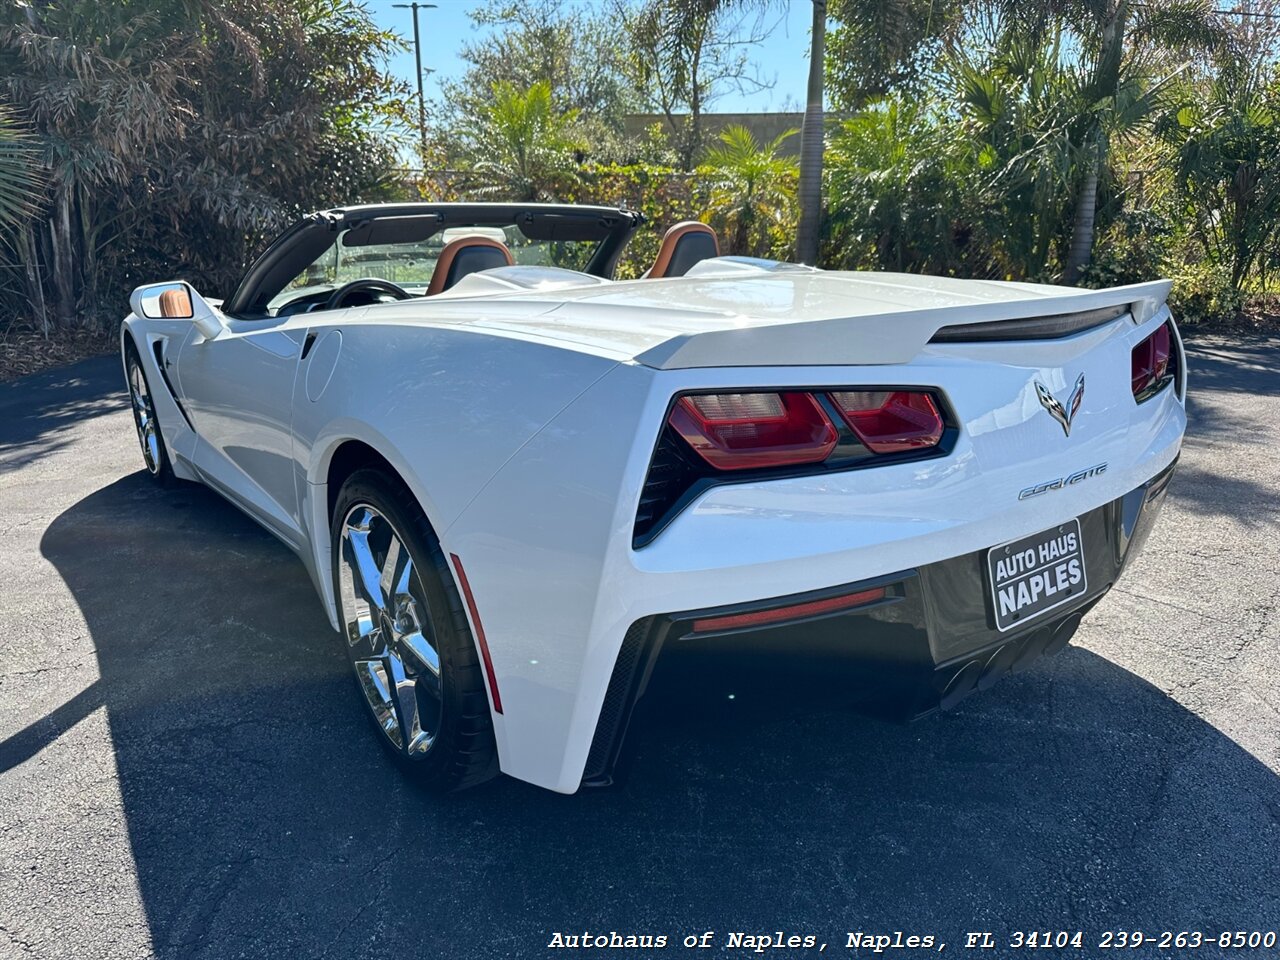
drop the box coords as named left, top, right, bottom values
left=130, top=282, right=223, bottom=340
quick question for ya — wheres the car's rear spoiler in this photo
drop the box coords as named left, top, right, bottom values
left=633, top=279, right=1172, bottom=369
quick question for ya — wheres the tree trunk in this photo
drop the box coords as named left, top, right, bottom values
left=1062, top=0, right=1128, bottom=285
left=76, top=183, right=97, bottom=324
left=18, top=225, right=48, bottom=337
left=734, top=217, right=749, bottom=258
left=684, top=40, right=704, bottom=171
left=795, top=0, right=826, bottom=265
left=1231, top=193, right=1250, bottom=290
left=48, top=191, right=78, bottom=325
left=1063, top=137, right=1100, bottom=285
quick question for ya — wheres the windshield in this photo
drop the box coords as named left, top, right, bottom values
left=268, top=223, right=599, bottom=311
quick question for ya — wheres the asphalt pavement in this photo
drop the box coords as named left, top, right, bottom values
left=0, top=335, right=1277, bottom=959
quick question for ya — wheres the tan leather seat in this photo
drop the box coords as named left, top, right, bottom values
left=647, top=221, right=720, bottom=279
left=427, top=236, right=515, bottom=295
left=158, top=287, right=192, bottom=318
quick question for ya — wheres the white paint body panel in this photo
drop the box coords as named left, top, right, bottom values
left=121, top=264, right=1186, bottom=793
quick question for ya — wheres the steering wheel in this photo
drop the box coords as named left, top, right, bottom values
left=323, top=277, right=413, bottom=311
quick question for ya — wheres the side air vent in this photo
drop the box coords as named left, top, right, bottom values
left=633, top=431, right=702, bottom=544
left=151, top=338, right=194, bottom=430
left=581, top=617, right=660, bottom=787
left=929, top=305, right=1127, bottom=343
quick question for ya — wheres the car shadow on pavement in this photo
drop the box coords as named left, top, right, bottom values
left=27, top=471, right=1280, bottom=958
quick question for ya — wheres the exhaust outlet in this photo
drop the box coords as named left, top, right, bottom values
left=935, top=609, right=1088, bottom=712
left=1044, top=612, right=1083, bottom=656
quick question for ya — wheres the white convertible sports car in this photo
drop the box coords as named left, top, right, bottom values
left=121, top=202, right=1185, bottom=793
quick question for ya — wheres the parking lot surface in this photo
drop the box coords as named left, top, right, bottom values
left=0, top=336, right=1277, bottom=959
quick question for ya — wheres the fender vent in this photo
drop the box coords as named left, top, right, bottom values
left=151, top=339, right=194, bottom=430
left=581, top=618, right=659, bottom=787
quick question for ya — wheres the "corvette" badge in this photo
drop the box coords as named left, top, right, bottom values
left=1018, top=462, right=1108, bottom=500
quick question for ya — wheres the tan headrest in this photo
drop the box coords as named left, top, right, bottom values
left=648, top=221, right=720, bottom=279
left=427, top=236, right=516, bottom=295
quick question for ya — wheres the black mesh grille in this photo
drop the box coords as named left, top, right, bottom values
left=633, top=431, right=701, bottom=545
left=582, top=619, right=653, bottom=785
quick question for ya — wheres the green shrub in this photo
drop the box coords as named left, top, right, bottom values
left=823, top=98, right=982, bottom=276
left=1168, top=261, right=1242, bottom=324
left=1077, top=209, right=1174, bottom=289
left=568, top=162, right=708, bottom=277
left=696, top=126, right=798, bottom=260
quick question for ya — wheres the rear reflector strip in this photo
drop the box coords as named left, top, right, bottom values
left=449, top=553, right=503, bottom=714
left=691, top=587, right=887, bottom=633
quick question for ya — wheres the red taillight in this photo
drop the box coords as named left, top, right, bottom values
left=829, top=390, right=945, bottom=454
left=691, top=587, right=887, bottom=633
left=669, top=391, right=838, bottom=470
left=1131, top=323, right=1173, bottom=399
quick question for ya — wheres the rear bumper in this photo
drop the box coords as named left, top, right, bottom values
left=581, top=458, right=1177, bottom=787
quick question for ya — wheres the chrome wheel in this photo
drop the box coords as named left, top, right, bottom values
left=338, top=504, right=443, bottom=757
left=127, top=355, right=161, bottom=474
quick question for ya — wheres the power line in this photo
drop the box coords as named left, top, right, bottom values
left=1213, top=8, right=1280, bottom=18
left=1134, top=3, right=1280, bottom=19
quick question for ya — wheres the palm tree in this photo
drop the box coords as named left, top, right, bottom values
left=823, top=0, right=1223, bottom=282
left=0, top=104, right=42, bottom=234
left=2, top=0, right=404, bottom=327
left=1161, top=60, right=1280, bottom=290
left=795, top=0, right=827, bottom=265
left=699, top=124, right=799, bottom=256
left=469, top=81, right=586, bottom=201
left=0, top=103, right=47, bottom=334
left=1039, top=0, right=1225, bottom=282
left=949, top=23, right=1179, bottom=282
left=950, top=29, right=1082, bottom=280
left=824, top=95, right=980, bottom=274
left=808, top=0, right=968, bottom=265
left=1060, top=0, right=1130, bottom=283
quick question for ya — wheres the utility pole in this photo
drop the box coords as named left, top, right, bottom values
left=393, top=2, right=437, bottom=165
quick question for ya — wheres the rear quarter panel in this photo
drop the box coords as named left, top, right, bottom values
left=290, top=319, right=620, bottom=637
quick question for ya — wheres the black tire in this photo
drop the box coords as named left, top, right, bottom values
left=123, top=337, right=176, bottom=485
left=330, top=468, right=498, bottom=791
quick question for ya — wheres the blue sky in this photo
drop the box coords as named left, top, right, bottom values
left=363, top=0, right=815, bottom=113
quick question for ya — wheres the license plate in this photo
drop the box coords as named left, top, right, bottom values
left=987, top=519, right=1087, bottom=632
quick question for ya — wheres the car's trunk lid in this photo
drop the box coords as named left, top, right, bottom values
left=463, top=271, right=1171, bottom=368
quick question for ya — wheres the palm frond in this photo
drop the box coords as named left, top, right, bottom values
left=0, top=105, right=45, bottom=231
